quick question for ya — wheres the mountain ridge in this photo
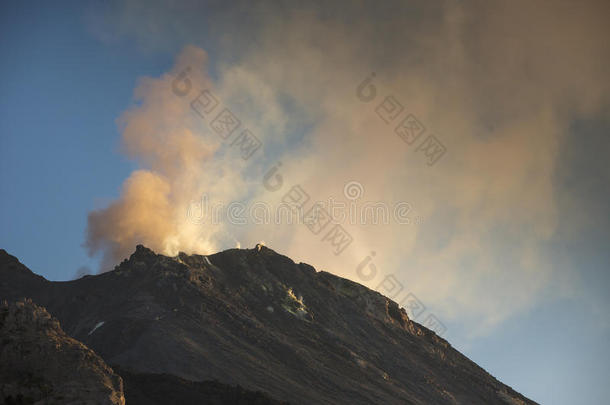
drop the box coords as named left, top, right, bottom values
left=0, top=245, right=537, bottom=405
left=0, top=299, right=126, bottom=405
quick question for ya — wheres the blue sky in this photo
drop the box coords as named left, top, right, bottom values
left=1, top=1, right=609, bottom=404
left=0, top=1, right=166, bottom=278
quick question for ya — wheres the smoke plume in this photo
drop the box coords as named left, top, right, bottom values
left=86, top=0, right=610, bottom=335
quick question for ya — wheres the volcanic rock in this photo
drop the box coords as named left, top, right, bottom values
left=0, top=299, right=125, bottom=405
left=0, top=246, right=537, bottom=404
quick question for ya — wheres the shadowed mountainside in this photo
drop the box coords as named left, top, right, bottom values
left=0, top=246, right=537, bottom=404
left=114, top=366, right=288, bottom=405
left=0, top=299, right=125, bottom=405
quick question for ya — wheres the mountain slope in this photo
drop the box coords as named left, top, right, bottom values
left=0, top=299, right=125, bottom=405
left=114, top=366, right=288, bottom=405
left=0, top=246, right=537, bottom=405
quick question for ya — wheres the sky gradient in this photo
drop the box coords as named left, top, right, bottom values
left=1, top=1, right=609, bottom=404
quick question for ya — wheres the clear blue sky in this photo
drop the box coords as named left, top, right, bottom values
left=1, top=2, right=608, bottom=404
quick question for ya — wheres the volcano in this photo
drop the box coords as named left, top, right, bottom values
left=0, top=245, right=537, bottom=404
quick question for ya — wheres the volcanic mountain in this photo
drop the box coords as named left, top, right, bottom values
left=0, top=245, right=537, bottom=404
left=0, top=299, right=125, bottom=404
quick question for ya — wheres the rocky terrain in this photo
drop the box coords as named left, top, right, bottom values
left=0, top=246, right=537, bottom=404
left=114, top=366, right=288, bottom=405
left=0, top=299, right=125, bottom=405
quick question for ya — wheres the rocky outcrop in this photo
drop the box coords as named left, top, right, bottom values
left=0, top=299, right=125, bottom=405
left=0, top=246, right=537, bottom=404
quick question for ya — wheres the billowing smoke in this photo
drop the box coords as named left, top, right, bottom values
left=86, top=47, right=237, bottom=269
left=87, top=0, right=610, bottom=335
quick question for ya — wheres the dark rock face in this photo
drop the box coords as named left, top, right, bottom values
left=114, top=366, right=288, bottom=405
left=0, top=246, right=537, bottom=404
left=0, top=299, right=125, bottom=405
